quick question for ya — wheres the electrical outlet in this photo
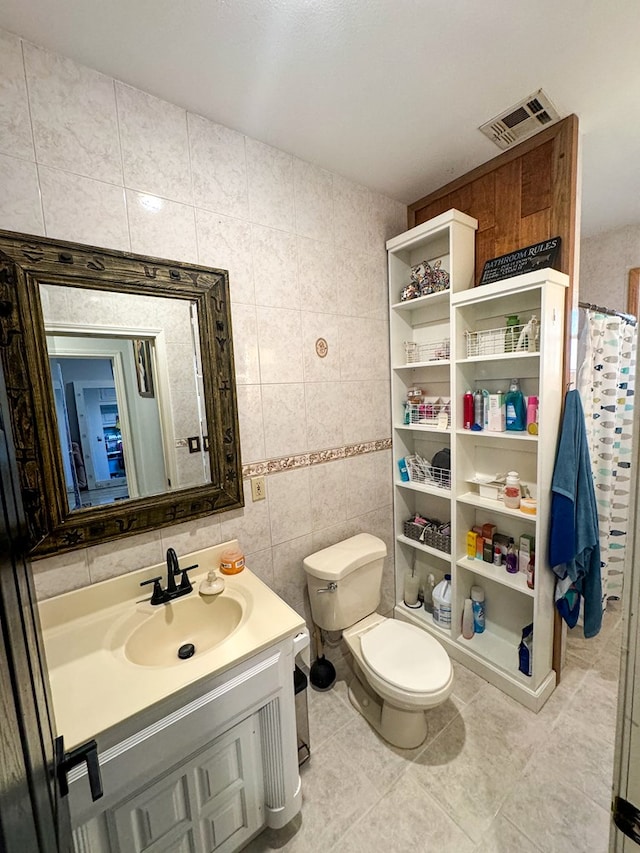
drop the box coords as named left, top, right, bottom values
left=251, top=476, right=266, bottom=502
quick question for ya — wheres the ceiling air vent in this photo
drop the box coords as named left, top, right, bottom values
left=479, top=90, right=561, bottom=150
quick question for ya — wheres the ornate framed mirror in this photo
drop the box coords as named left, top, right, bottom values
left=0, top=230, right=243, bottom=557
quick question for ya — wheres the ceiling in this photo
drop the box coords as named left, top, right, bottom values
left=2, top=0, right=640, bottom=238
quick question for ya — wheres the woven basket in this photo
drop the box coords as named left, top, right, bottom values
left=403, top=520, right=451, bottom=554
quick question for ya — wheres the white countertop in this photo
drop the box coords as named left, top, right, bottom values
left=38, top=542, right=306, bottom=749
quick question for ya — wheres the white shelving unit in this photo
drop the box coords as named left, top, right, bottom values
left=387, top=209, right=568, bottom=712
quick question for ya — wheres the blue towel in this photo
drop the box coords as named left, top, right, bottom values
left=549, top=390, right=602, bottom=638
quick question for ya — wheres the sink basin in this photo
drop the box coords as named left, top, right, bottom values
left=124, top=594, right=243, bottom=667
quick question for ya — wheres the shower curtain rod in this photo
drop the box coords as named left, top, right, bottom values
left=578, top=300, right=637, bottom=326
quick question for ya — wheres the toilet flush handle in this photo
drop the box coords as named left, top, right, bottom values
left=317, top=581, right=338, bottom=593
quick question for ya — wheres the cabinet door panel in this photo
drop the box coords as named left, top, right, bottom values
left=195, top=717, right=263, bottom=853
left=111, top=773, right=193, bottom=853
left=195, top=738, right=243, bottom=806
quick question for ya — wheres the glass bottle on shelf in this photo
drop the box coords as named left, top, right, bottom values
left=505, top=538, right=518, bottom=574
left=527, top=553, right=535, bottom=589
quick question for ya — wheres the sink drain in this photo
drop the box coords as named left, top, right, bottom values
left=177, top=643, right=195, bottom=660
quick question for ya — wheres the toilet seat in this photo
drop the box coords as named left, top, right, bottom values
left=360, top=619, right=451, bottom=694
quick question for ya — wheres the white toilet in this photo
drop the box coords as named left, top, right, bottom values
left=303, top=533, right=453, bottom=749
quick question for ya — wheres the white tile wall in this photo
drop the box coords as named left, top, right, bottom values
left=196, top=209, right=255, bottom=303
left=246, top=138, right=295, bottom=231
left=38, top=165, right=129, bottom=249
left=0, top=31, right=34, bottom=159
left=24, top=43, right=122, bottom=184
left=0, top=29, right=407, bottom=628
left=188, top=114, right=249, bottom=219
left=580, top=223, right=640, bottom=310
left=0, top=154, right=43, bottom=233
left=262, top=383, right=309, bottom=458
left=116, top=83, right=192, bottom=204
left=126, top=189, right=198, bottom=262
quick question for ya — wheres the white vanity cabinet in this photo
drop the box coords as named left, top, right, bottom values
left=70, top=635, right=304, bottom=853
left=38, top=548, right=308, bottom=853
left=388, top=210, right=569, bottom=710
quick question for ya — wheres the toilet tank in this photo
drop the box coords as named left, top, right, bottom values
left=303, top=534, right=387, bottom=631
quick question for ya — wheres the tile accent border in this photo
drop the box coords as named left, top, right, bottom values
left=241, top=438, right=392, bottom=478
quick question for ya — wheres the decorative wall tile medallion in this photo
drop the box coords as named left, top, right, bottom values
left=315, top=337, right=328, bottom=358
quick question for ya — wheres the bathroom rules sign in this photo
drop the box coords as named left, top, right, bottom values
left=478, top=237, right=561, bottom=286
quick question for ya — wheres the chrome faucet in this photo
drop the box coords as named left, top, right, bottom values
left=140, top=548, right=199, bottom=605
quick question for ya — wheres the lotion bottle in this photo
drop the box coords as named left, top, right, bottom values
left=462, top=598, right=475, bottom=639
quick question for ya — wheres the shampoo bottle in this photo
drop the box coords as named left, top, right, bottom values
left=505, top=538, right=518, bottom=574
left=505, top=379, right=526, bottom=431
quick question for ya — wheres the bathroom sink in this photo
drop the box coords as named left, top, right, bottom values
left=124, top=594, right=243, bottom=667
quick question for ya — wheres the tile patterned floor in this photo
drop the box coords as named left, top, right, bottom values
left=246, top=602, right=623, bottom=853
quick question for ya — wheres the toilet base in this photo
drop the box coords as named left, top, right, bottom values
left=348, top=673, right=428, bottom=749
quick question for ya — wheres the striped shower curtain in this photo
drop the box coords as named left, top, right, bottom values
left=577, top=308, right=637, bottom=603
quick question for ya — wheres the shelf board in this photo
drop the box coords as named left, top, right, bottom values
left=456, top=351, right=539, bottom=365
left=391, top=290, right=449, bottom=312
left=454, top=429, right=537, bottom=443
left=456, top=491, right=537, bottom=520
left=450, top=268, right=569, bottom=306
left=396, top=534, right=451, bottom=561
left=393, top=359, right=450, bottom=370
left=455, top=556, right=534, bottom=596
left=396, top=600, right=451, bottom=637
left=395, top=480, right=451, bottom=498
left=394, top=423, right=451, bottom=434
left=454, top=628, right=533, bottom=684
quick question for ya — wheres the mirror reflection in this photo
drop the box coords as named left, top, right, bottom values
left=41, top=283, right=210, bottom=513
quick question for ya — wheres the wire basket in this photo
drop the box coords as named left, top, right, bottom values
left=404, top=339, right=450, bottom=364
left=403, top=517, right=451, bottom=553
left=465, top=320, right=539, bottom=358
left=404, top=400, right=451, bottom=427
left=405, top=455, right=451, bottom=489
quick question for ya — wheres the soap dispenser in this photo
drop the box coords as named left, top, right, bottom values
left=199, top=570, right=225, bottom=595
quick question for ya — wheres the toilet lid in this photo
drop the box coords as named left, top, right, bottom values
left=360, top=620, right=451, bottom=693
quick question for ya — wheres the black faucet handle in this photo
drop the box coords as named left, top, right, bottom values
left=140, top=576, right=166, bottom=605
left=178, top=563, right=199, bottom=591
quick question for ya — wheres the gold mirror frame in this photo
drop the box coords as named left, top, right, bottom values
left=0, top=230, right=243, bottom=557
